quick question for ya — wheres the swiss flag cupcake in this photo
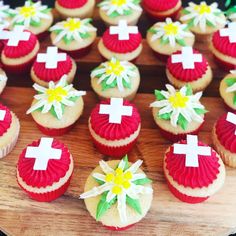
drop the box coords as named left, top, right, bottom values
left=17, top=137, right=74, bottom=202
left=0, top=26, right=40, bottom=74
left=31, top=46, right=77, bottom=87
left=88, top=98, right=141, bottom=157
left=98, top=20, right=142, bottom=62
left=164, top=135, right=225, bottom=203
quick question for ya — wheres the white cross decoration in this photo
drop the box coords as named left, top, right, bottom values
left=171, top=47, right=203, bottom=69
left=99, top=98, right=133, bottom=124
left=226, top=112, right=236, bottom=135
left=37, top=47, right=67, bottom=69
left=220, top=22, right=236, bottom=43
left=0, top=25, right=30, bottom=46
left=173, top=135, right=211, bottom=167
left=0, top=109, right=6, bottom=121
left=25, top=137, right=62, bottom=171
left=110, top=20, right=138, bottom=40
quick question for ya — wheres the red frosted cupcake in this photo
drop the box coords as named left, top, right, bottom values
left=0, top=26, right=39, bottom=74
left=88, top=98, right=141, bottom=157
left=164, top=135, right=225, bottom=204
left=17, top=137, right=74, bottom=202
left=142, top=0, right=182, bottom=21
left=211, top=22, right=236, bottom=70
left=166, top=47, right=213, bottom=92
left=98, top=20, right=142, bottom=62
left=31, top=46, right=77, bottom=87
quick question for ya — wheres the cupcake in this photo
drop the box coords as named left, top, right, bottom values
left=166, top=46, right=213, bottom=92
left=210, top=22, right=236, bottom=70
left=164, top=135, right=225, bottom=203
left=9, top=0, right=53, bottom=40
left=80, top=156, right=153, bottom=230
left=150, top=84, right=207, bottom=142
left=98, top=20, right=142, bottom=61
left=0, top=1, right=13, bottom=21
left=0, top=20, right=9, bottom=54
left=50, top=18, right=97, bottom=58
left=88, top=98, right=141, bottom=157
left=0, top=103, right=20, bottom=159
left=142, top=0, right=182, bottom=21
left=0, top=25, right=40, bottom=74
left=0, top=68, right=8, bottom=94
left=26, top=75, right=86, bottom=136
left=17, top=137, right=74, bottom=202
left=220, top=70, right=236, bottom=111
left=180, top=2, right=226, bottom=42
left=147, top=18, right=194, bottom=62
left=90, top=57, right=140, bottom=100
left=31, top=46, right=77, bottom=87
left=98, top=0, right=142, bottom=26
left=55, top=0, right=95, bottom=19
left=212, top=112, right=236, bottom=168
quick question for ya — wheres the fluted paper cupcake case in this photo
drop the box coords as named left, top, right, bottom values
left=103, top=223, right=135, bottom=231
left=59, top=44, right=92, bottom=59
left=213, top=55, right=236, bottom=71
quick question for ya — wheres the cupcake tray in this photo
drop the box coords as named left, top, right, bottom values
left=1, top=9, right=236, bottom=236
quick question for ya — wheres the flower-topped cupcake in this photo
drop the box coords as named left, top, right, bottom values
left=98, top=0, right=142, bottom=26
left=150, top=84, right=207, bottom=142
left=27, top=75, right=86, bottom=136
left=98, top=20, right=142, bottom=61
left=226, top=6, right=236, bottom=22
left=9, top=0, right=53, bottom=39
left=80, top=156, right=153, bottom=230
left=0, top=1, right=12, bottom=20
left=147, top=18, right=195, bottom=62
left=90, top=57, right=140, bottom=100
left=166, top=47, right=213, bottom=92
left=55, top=0, right=95, bottom=20
left=50, top=18, right=97, bottom=58
left=31, top=46, right=77, bottom=87
left=180, top=2, right=226, bottom=40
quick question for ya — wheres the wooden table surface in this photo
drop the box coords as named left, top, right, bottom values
left=1, top=7, right=236, bottom=236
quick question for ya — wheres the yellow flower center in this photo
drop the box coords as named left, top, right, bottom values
left=168, top=92, right=189, bottom=108
left=111, top=0, right=127, bottom=7
left=106, top=60, right=124, bottom=76
left=194, top=3, right=211, bottom=15
left=63, top=19, right=81, bottom=32
left=46, top=87, right=68, bottom=103
left=19, top=5, right=36, bottom=18
left=163, top=23, right=179, bottom=35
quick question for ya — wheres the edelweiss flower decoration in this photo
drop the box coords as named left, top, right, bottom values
left=180, top=1, right=225, bottom=32
left=225, top=70, right=236, bottom=105
left=26, top=75, right=86, bottom=120
left=50, top=18, right=97, bottom=45
left=98, top=0, right=142, bottom=18
left=148, top=18, right=194, bottom=48
left=150, top=84, right=207, bottom=130
left=80, top=156, right=153, bottom=222
left=91, top=57, right=136, bottom=92
left=0, top=1, right=12, bottom=20
left=9, top=0, right=51, bottom=28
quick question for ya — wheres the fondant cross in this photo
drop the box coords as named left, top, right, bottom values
left=99, top=98, right=133, bottom=124
left=37, top=47, right=67, bottom=69
left=171, top=47, right=203, bottom=69
left=110, top=20, right=138, bottom=40
left=25, top=137, right=62, bottom=171
left=0, top=25, right=30, bottom=46
left=226, top=112, right=236, bottom=135
left=173, top=135, right=211, bottom=167
left=0, top=109, right=6, bottom=121
left=220, top=22, right=236, bottom=43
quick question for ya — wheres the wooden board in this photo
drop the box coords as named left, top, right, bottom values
left=0, top=87, right=236, bottom=236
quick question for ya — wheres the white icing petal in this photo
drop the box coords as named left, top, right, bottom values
left=117, top=192, right=127, bottom=223
left=92, top=173, right=106, bottom=182
left=99, top=160, right=115, bottom=174
left=126, top=160, right=143, bottom=174
left=80, top=183, right=112, bottom=199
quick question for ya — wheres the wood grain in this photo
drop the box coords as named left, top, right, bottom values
left=0, top=87, right=236, bottom=236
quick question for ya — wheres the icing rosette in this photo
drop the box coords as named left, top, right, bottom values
left=143, top=0, right=179, bottom=12
left=57, top=0, right=88, bottom=8
left=0, top=103, right=12, bottom=137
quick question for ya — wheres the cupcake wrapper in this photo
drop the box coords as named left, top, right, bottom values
left=59, top=44, right=92, bottom=59
left=103, top=223, right=135, bottom=231
left=100, top=55, right=138, bottom=63
left=213, top=55, right=236, bottom=71
left=152, top=51, right=169, bottom=62
left=223, top=102, right=236, bottom=112
left=0, top=41, right=4, bottom=54
left=167, top=180, right=209, bottom=204
left=36, top=31, right=49, bottom=41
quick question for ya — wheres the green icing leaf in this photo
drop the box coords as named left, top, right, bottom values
left=123, top=155, right=129, bottom=171
left=154, top=90, right=166, bottom=101
left=80, top=32, right=90, bottom=39
left=177, top=113, right=188, bottom=130
left=185, top=84, right=193, bottom=96
left=133, top=178, right=152, bottom=185
left=63, top=35, right=74, bottom=45
left=187, top=18, right=195, bottom=29
left=53, top=29, right=63, bottom=34
left=160, top=37, right=169, bottom=45
left=182, top=9, right=191, bottom=15
left=206, top=20, right=215, bottom=28
left=226, top=6, right=236, bottom=16
left=194, top=108, right=207, bottom=115
left=126, top=195, right=142, bottom=215
left=123, top=9, right=132, bottom=16
left=30, top=19, right=41, bottom=27
left=93, top=176, right=105, bottom=185
left=133, top=0, right=141, bottom=4
left=225, top=0, right=232, bottom=8
left=109, top=11, right=121, bottom=18
left=159, top=112, right=171, bottom=120
left=41, top=8, right=51, bottom=14
left=233, top=94, right=236, bottom=105
left=225, top=77, right=236, bottom=87
left=148, top=28, right=157, bottom=34
left=176, top=38, right=186, bottom=46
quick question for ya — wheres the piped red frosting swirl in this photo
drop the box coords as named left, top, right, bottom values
left=0, top=103, right=12, bottom=137
left=167, top=49, right=208, bottom=81
left=33, top=55, right=73, bottom=82
left=102, top=29, right=142, bottom=53
left=17, top=139, right=71, bottom=188
left=143, top=0, right=179, bottom=11
left=90, top=99, right=141, bottom=140
left=165, top=141, right=220, bottom=188
left=215, top=112, right=236, bottom=153
left=212, top=30, right=236, bottom=57
left=3, top=30, right=38, bottom=58
left=57, top=0, right=88, bottom=8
